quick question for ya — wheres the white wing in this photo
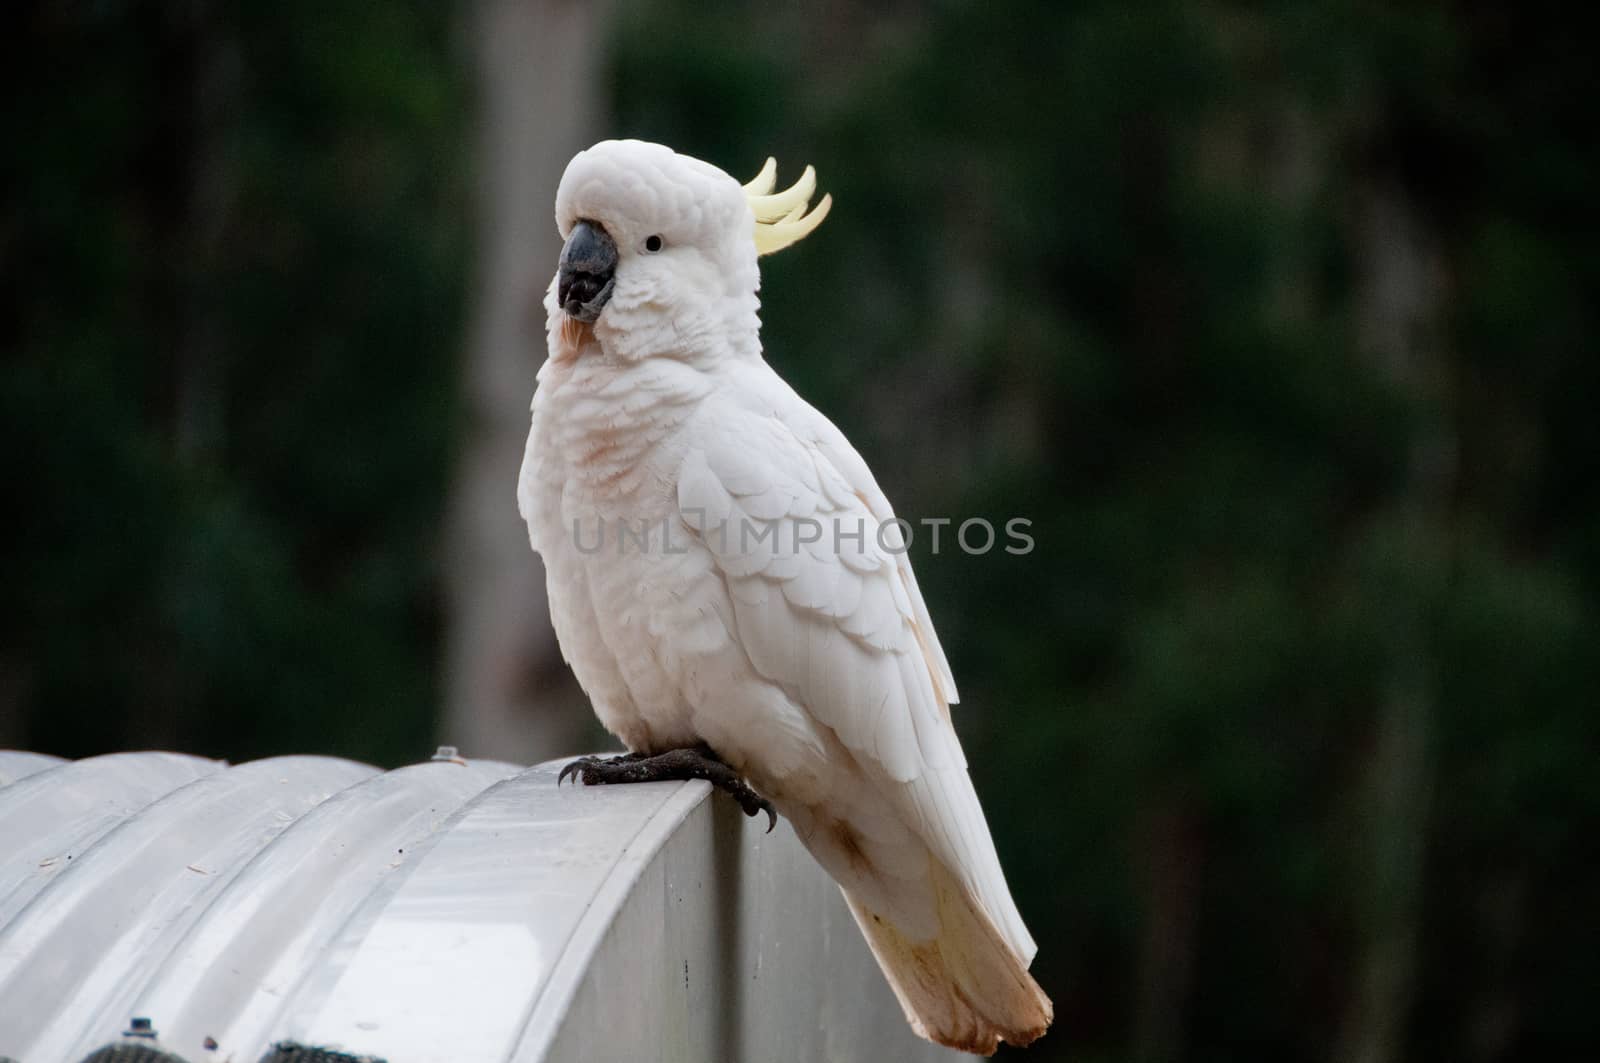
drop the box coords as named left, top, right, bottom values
left=747, top=367, right=960, bottom=707
left=677, top=375, right=1034, bottom=961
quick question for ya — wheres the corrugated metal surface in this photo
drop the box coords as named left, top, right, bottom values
left=0, top=751, right=67, bottom=787
left=0, top=751, right=956, bottom=1063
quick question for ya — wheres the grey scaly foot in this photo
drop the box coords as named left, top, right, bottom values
left=556, top=746, right=776, bottom=832
left=556, top=750, right=646, bottom=786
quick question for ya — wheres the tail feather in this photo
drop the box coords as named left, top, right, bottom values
left=843, top=860, right=1052, bottom=1056
left=902, top=769, right=1038, bottom=964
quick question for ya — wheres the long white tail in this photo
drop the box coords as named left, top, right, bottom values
left=841, top=857, right=1052, bottom=1055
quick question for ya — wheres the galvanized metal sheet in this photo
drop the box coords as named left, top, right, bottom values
left=130, top=758, right=522, bottom=1061
left=0, top=752, right=223, bottom=928
left=0, top=751, right=66, bottom=787
left=0, top=753, right=964, bottom=1063
left=268, top=761, right=710, bottom=1061
left=531, top=790, right=960, bottom=1063
left=0, top=755, right=376, bottom=1062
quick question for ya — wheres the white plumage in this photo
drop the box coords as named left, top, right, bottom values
left=518, top=139, right=1051, bottom=1054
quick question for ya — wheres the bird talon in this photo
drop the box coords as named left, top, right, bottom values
left=557, top=755, right=606, bottom=787
left=731, top=787, right=777, bottom=832
left=555, top=749, right=778, bottom=830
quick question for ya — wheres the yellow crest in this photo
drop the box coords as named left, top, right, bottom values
left=743, top=158, right=832, bottom=256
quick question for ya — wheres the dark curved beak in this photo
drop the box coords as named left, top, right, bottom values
left=558, top=219, right=618, bottom=323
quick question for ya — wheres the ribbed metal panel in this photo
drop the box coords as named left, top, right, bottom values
left=0, top=753, right=223, bottom=930
left=127, top=757, right=522, bottom=1059
left=0, top=751, right=67, bottom=787
left=1, top=756, right=378, bottom=1062
left=0, top=751, right=956, bottom=1063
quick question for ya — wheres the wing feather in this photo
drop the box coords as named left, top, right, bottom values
left=739, top=369, right=961, bottom=707
left=676, top=393, right=1034, bottom=962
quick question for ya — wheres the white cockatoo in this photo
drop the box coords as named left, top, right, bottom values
left=518, top=139, right=1052, bottom=1054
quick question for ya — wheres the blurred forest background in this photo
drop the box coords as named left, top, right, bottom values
left=3, top=1, right=1597, bottom=1061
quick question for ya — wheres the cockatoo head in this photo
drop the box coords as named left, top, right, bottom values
left=549, top=139, right=830, bottom=361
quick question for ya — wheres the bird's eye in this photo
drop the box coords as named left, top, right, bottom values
left=644, top=235, right=664, bottom=253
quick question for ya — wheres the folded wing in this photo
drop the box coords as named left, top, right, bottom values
left=677, top=395, right=1034, bottom=962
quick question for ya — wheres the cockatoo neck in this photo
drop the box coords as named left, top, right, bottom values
left=548, top=277, right=764, bottom=369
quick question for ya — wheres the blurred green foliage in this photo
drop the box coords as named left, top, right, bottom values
left=4, top=1, right=1597, bottom=1060
left=3, top=1, right=466, bottom=764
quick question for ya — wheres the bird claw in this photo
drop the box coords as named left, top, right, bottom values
left=554, top=747, right=777, bottom=831
left=723, top=779, right=777, bottom=832
left=557, top=752, right=641, bottom=787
